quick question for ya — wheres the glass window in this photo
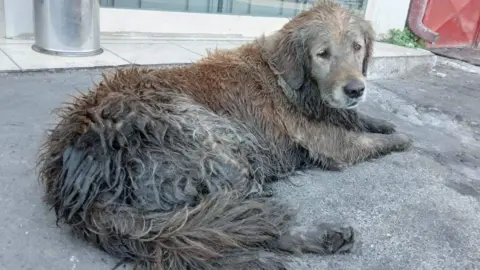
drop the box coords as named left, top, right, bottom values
left=99, top=0, right=366, bottom=18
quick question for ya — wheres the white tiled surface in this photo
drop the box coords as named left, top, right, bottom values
left=103, top=43, right=203, bottom=65
left=227, top=40, right=253, bottom=46
left=171, top=41, right=242, bottom=56
left=0, top=50, right=20, bottom=71
left=0, top=38, right=34, bottom=44
left=0, top=44, right=129, bottom=71
left=373, top=42, right=433, bottom=57
left=0, top=38, right=434, bottom=72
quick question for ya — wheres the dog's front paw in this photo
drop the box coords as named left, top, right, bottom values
left=389, top=133, right=413, bottom=151
left=376, top=122, right=396, bottom=134
left=316, top=155, right=349, bottom=171
left=327, top=160, right=349, bottom=172
left=369, top=120, right=397, bottom=134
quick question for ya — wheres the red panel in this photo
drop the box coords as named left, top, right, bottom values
left=451, top=0, right=472, bottom=10
left=423, top=0, right=480, bottom=48
left=423, top=0, right=456, bottom=30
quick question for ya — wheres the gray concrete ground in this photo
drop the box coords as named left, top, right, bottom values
left=0, top=63, right=479, bottom=270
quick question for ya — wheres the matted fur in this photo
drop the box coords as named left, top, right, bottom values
left=37, top=1, right=412, bottom=269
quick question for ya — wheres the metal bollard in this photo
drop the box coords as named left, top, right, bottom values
left=32, top=0, right=103, bottom=57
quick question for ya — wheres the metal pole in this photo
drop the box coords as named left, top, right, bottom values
left=32, top=0, right=103, bottom=57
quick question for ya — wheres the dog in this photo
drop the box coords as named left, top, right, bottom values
left=36, top=1, right=412, bottom=269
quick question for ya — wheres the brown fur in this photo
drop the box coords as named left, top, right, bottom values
left=37, top=1, right=412, bottom=269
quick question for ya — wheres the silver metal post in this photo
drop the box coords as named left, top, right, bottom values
left=32, top=0, right=103, bottom=57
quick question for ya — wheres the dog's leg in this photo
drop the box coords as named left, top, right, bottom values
left=356, top=113, right=397, bottom=134
left=272, top=223, right=356, bottom=255
left=329, top=110, right=396, bottom=134
left=294, top=145, right=348, bottom=171
left=285, top=118, right=412, bottom=167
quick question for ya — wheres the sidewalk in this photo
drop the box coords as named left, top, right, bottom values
left=2, top=60, right=480, bottom=270
left=0, top=36, right=436, bottom=79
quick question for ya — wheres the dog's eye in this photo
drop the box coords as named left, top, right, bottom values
left=353, top=42, right=362, bottom=51
left=316, top=50, right=330, bottom=59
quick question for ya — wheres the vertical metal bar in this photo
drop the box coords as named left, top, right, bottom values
left=185, top=0, right=189, bottom=11
left=360, top=0, right=368, bottom=17
left=0, top=0, right=5, bottom=38
left=247, top=0, right=252, bottom=14
left=32, top=0, right=103, bottom=56
left=217, top=0, right=223, bottom=12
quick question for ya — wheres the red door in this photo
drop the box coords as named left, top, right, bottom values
left=422, top=0, right=480, bottom=48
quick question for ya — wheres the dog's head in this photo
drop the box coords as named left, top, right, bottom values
left=264, top=0, right=375, bottom=110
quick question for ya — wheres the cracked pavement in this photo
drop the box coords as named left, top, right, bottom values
left=0, top=62, right=479, bottom=270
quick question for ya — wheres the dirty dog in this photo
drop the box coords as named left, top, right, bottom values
left=37, top=1, right=412, bottom=269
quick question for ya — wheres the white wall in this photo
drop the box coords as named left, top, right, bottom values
left=0, top=0, right=5, bottom=38
left=364, top=0, right=411, bottom=38
left=0, top=0, right=5, bottom=37
left=3, top=0, right=410, bottom=39
left=4, top=0, right=34, bottom=38
left=99, top=8, right=289, bottom=37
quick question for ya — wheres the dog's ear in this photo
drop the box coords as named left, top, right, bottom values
left=362, top=22, right=376, bottom=77
left=265, top=30, right=306, bottom=90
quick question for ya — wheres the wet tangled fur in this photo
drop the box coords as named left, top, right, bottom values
left=37, top=1, right=411, bottom=269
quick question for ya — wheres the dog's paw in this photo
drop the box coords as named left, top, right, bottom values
left=288, top=223, right=357, bottom=255
left=373, top=121, right=397, bottom=134
left=318, top=156, right=348, bottom=171
left=312, top=223, right=356, bottom=254
left=325, top=160, right=348, bottom=171
left=389, top=133, right=413, bottom=151
left=276, top=223, right=357, bottom=255
left=248, top=185, right=274, bottom=199
left=363, top=116, right=397, bottom=134
left=258, top=185, right=275, bottom=197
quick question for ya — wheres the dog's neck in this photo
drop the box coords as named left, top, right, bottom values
left=275, top=72, right=298, bottom=101
left=255, top=33, right=299, bottom=102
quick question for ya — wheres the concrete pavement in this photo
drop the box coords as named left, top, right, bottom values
left=0, top=60, right=479, bottom=269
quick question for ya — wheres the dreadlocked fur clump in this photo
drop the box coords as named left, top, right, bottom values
left=37, top=1, right=411, bottom=269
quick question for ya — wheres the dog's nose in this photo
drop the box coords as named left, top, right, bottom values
left=343, top=80, right=365, bottom=99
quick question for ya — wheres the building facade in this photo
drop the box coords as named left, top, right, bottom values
left=0, top=0, right=411, bottom=40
